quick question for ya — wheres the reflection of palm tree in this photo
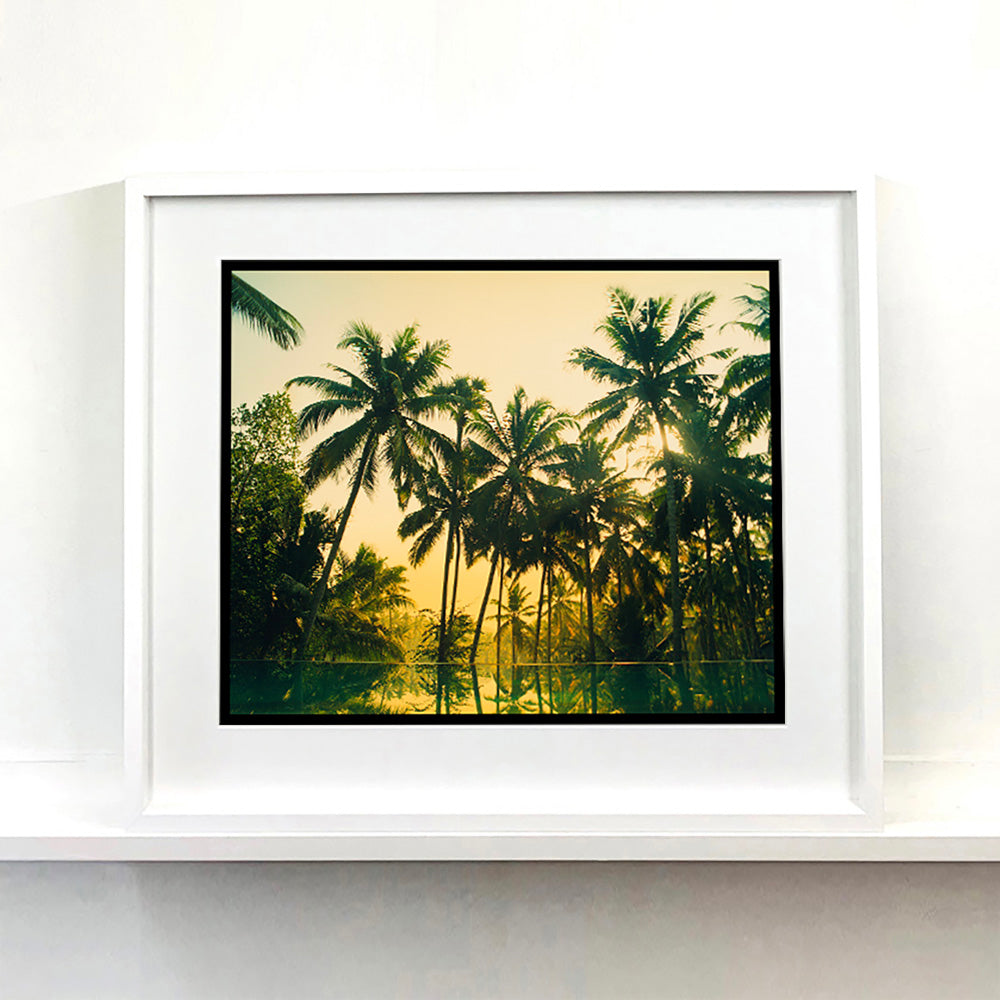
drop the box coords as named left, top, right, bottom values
left=464, top=388, right=573, bottom=713
left=287, top=323, right=449, bottom=657
left=231, top=275, right=303, bottom=349
left=569, top=287, right=722, bottom=706
left=546, top=435, right=641, bottom=712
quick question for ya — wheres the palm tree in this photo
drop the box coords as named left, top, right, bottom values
left=668, top=400, right=771, bottom=662
left=286, top=323, right=449, bottom=658
left=399, top=376, right=490, bottom=713
left=398, top=447, right=484, bottom=711
left=543, top=568, right=577, bottom=710
left=569, top=287, right=723, bottom=707
left=320, top=543, right=413, bottom=660
left=545, top=435, right=642, bottom=713
left=592, top=505, right=667, bottom=613
left=428, top=377, right=490, bottom=654
left=463, top=388, right=574, bottom=712
left=251, top=508, right=333, bottom=656
left=301, top=543, right=413, bottom=712
left=545, top=570, right=579, bottom=653
left=721, top=284, right=772, bottom=440
left=397, top=458, right=454, bottom=710
left=413, top=611, right=476, bottom=713
left=231, top=275, right=304, bottom=349
left=515, top=498, right=578, bottom=713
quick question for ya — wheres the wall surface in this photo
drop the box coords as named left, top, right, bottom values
left=2, top=0, right=999, bottom=996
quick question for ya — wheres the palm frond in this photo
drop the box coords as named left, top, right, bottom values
left=294, top=397, right=367, bottom=438
left=231, top=276, right=303, bottom=349
left=568, top=347, right=637, bottom=386
left=301, top=421, right=372, bottom=490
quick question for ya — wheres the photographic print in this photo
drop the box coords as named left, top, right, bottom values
left=224, top=262, right=782, bottom=723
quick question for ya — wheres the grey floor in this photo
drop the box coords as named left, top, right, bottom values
left=2, top=862, right=998, bottom=999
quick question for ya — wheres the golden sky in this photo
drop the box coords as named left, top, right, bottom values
left=231, top=267, right=769, bottom=618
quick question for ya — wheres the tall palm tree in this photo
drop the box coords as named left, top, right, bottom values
left=569, top=287, right=723, bottom=706
left=463, top=388, right=574, bottom=712
left=397, top=447, right=484, bottom=711
left=721, top=284, right=772, bottom=440
left=428, top=377, right=490, bottom=649
left=545, top=435, right=642, bottom=713
left=399, top=376, right=490, bottom=713
left=231, top=275, right=304, bottom=349
left=286, top=323, right=449, bottom=658
left=397, top=458, right=453, bottom=711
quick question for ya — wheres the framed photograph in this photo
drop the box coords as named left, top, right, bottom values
left=123, top=174, right=882, bottom=855
left=224, top=259, right=783, bottom=726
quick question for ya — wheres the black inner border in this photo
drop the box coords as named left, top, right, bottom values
left=220, top=259, right=784, bottom=726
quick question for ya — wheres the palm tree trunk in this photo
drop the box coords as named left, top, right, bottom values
left=532, top=562, right=546, bottom=662
left=742, top=514, right=760, bottom=652
left=510, top=616, right=518, bottom=706
left=497, top=552, right=504, bottom=715
left=434, top=517, right=456, bottom=714
left=467, top=548, right=501, bottom=715
left=296, top=432, right=376, bottom=660
left=547, top=573, right=555, bottom=712
left=722, top=514, right=757, bottom=656
left=655, top=418, right=691, bottom=710
left=510, top=584, right=524, bottom=702
left=583, top=522, right=597, bottom=715
left=495, top=552, right=505, bottom=714
left=447, top=418, right=466, bottom=629
left=448, top=528, right=462, bottom=627
left=532, top=562, right=547, bottom=714
left=703, top=507, right=717, bottom=661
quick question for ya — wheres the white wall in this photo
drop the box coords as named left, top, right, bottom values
left=2, top=1, right=999, bottom=996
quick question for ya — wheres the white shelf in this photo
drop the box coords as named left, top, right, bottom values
left=2, top=759, right=998, bottom=860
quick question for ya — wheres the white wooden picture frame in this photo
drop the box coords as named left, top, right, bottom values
left=109, top=174, right=882, bottom=858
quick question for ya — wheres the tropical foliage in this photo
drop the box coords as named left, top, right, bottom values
left=229, top=277, right=776, bottom=717
left=231, top=275, right=304, bottom=349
